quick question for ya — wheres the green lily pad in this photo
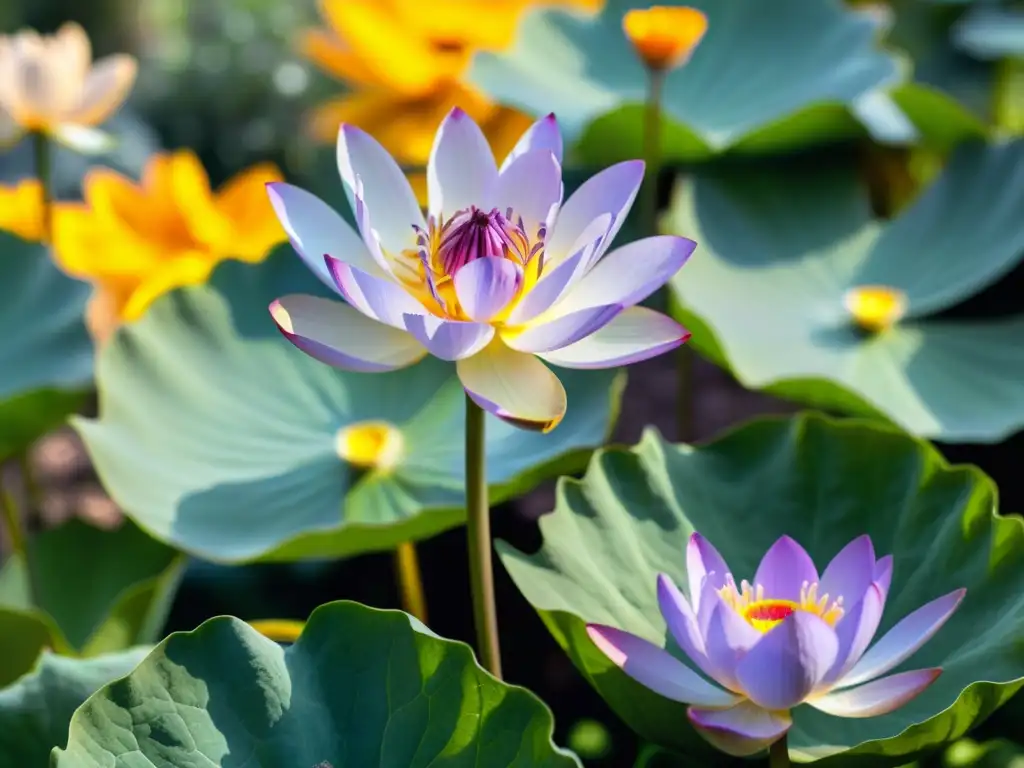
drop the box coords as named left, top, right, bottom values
left=498, top=413, right=1024, bottom=765
left=0, top=232, right=93, bottom=460
left=55, top=601, right=580, bottom=767
left=75, top=248, right=622, bottom=564
left=664, top=140, right=1024, bottom=442
left=471, top=0, right=904, bottom=164
left=0, top=517, right=184, bottom=676
left=953, top=6, right=1024, bottom=60
left=0, top=648, right=147, bottom=768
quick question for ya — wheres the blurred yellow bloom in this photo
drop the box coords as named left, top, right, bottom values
left=623, top=6, right=708, bottom=72
left=0, top=179, right=45, bottom=242
left=0, top=22, right=137, bottom=150
left=300, top=0, right=603, bottom=191
left=843, top=285, right=908, bottom=332
left=51, top=150, right=286, bottom=343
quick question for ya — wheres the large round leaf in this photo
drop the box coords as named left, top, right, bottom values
left=498, top=413, right=1024, bottom=765
left=0, top=648, right=147, bottom=768
left=75, top=249, right=622, bottom=563
left=471, top=0, right=906, bottom=164
left=55, top=601, right=580, bottom=767
left=0, top=518, right=184, bottom=674
left=665, top=140, right=1024, bottom=442
left=0, top=232, right=92, bottom=460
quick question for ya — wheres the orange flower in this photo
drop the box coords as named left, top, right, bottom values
left=51, top=151, right=286, bottom=342
left=0, top=179, right=45, bottom=242
left=623, top=6, right=708, bottom=72
left=300, top=0, right=602, bottom=194
left=0, top=22, right=137, bottom=151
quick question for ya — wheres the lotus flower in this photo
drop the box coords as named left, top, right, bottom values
left=266, top=108, right=695, bottom=432
left=587, top=533, right=965, bottom=757
left=0, top=22, right=137, bottom=151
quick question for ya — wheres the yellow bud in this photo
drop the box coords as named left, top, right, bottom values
left=843, top=285, right=908, bottom=332
left=623, top=6, right=708, bottom=72
left=336, top=421, right=405, bottom=472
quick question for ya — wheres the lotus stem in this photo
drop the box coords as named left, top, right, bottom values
left=465, top=394, right=502, bottom=679
left=33, top=131, right=52, bottom=242
left=769, top=735, right=790, bottom=768
left=0, top=470, right=37, bottom=606
left=640, top=67, right=665, bottom=239
left=993, top=57, right=1024, bottom=134
left=394, top=541, right=428, bottom=623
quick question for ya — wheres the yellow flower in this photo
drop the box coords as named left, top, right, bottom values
left=300, top=0, right=602, bottom=184
left=0, top=179, right=45, bottom=242
left=0, top=22, right=137, bottom=150
left=51, top=150, right=286, bottom=343
left=623, top=6, right=708, bottom=72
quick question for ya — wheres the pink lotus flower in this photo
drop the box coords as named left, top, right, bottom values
left=266, top=107, right=695, bottom=433
left=587, top=533, right=965, bottom=757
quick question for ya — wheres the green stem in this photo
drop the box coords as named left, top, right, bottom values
left=0, top=470, right=37, bottom=606
left=993, top=57, right=1024, bottom=135
left=32, top=131, right=52, bottom=241
left=465, top=394, right=502, bottom=679
left=769, top=735, right=790, bottom=768
left=394, top=541, right=429, bottom=624
left=640, top=68, right=665, bottom=238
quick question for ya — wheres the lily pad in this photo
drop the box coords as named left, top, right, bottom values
left=471, top=0, right=905, bottom=164
left=953, top=6, right=1024, bottom=60
left=0, top=518, right=184, bottom=680
left=0, top=232, right=93, bottom=460
left=75, top=248, right=622, bottom=564
left=498, top=413, right=1024, bottom=765
left=55, top=601, right=580, bottom=767
left=665, top=140, right=1024, bottom=442
left=0, top=648, right=147, bottom=768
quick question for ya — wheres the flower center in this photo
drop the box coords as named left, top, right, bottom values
left=335, top=421, right=404, bottom=472
left=719, top=576, right=845, bottom=633
left=843, top=285, right=907, bottom=332
left=399, top=206, right=546, bottom=321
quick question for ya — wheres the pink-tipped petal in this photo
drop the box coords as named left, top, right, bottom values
left=495, top=149, right=563, bottom=235
left=403, top=314, right=494, bottom=361
left=544, top=160, right=644, bottom=268
left=506, top=214, right=611, bottom=326
left=456, top=340, right=566, bottom=432
left=337, top=124, right=424, bottom=253
left=838, top=589, right=965, bottom=689
left=586, top=624, right=740, bottom=708
left=500, top=113, right=563, bottom=171
left=326, top=257, right=426, bottom=329
left=809, top=668, right=942, bottom=718
left=688, top=701, right=792, bottom=758
left=754, top=535, right=819, bottom=602
left=735, top=613, right=839, bottom=710
left=537, top=307, right=689, bottom=370
left=656, top=574, right=718, bottom=680
left=266, top=182, right=380, bottom=287
left=821, top=583, right=885, bottom=687
left=703, top=596, right=762, bottom=691
left=428, top=107, right=498, bottom=218
left=874, top=555, right=894, bottom=599
left=820, top=535, right=877, bottom=609
left=687, top=533, right=731, bottom=614
left=270, top=295, right=426, bottom=372
left=553, top=235, right=697, bottom=315
left=503, top=304, right=622, bottom=354
left=453, top=256, right=522, bottom=322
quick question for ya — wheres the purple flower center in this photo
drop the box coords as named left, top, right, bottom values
left=434, top=206, right=535, bottom=275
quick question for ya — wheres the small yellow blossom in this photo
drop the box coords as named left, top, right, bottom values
left=0, top=179, right=45, bottom=242
left=335, top=421, right=405, bottom=472
left=623, top=6, right=708, bottom=72
left=843, top=285, right=908, bottom=332
left=0, top=22, right=137, bottom=150
left=300, top=0, right=602, bottom=197
left=51, top=150, right=286, bottom=343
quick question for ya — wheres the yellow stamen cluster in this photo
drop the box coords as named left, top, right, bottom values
left=335, top=421, right=405, bottom=472
left=718, top=576, right=845, bottom=633
left=843, top=285, right=908, bottom=333
left=622, top=6, right=708, bottom=72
